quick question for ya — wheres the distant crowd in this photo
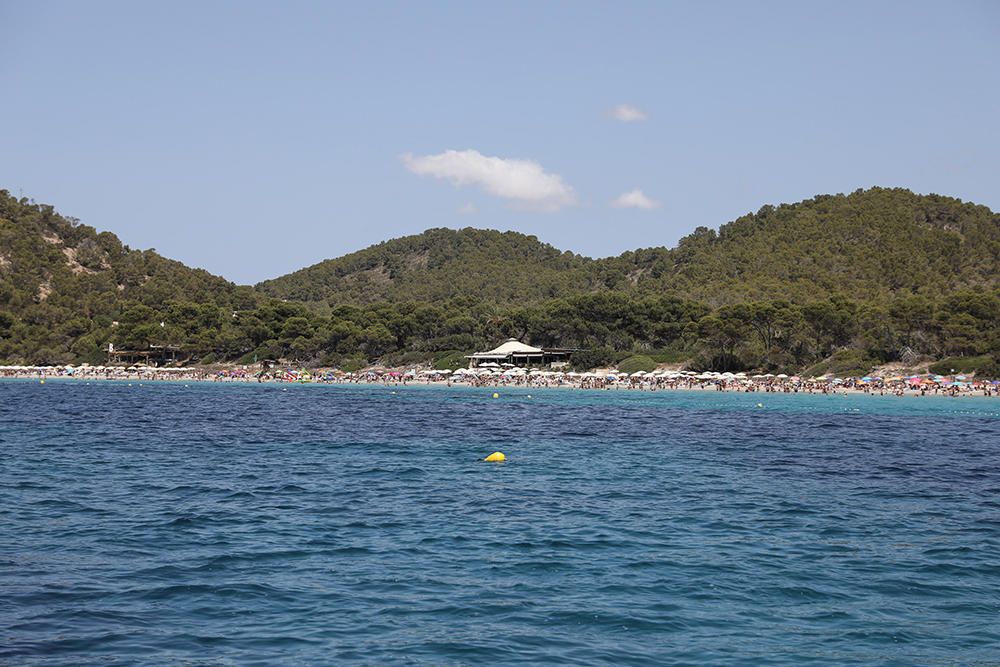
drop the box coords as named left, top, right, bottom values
left=1, top=364, right=997, bottom=397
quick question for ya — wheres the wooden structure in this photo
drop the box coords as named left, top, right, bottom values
left=467, top=339, right=573, bottom=368
left=107, top=344, right=183, bottom=366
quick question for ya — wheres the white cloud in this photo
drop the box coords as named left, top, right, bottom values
left=611, top=104, right=648, bottom=122
left=457, top=202, right=477, bottom=215
left=612, top=189, right=661, bottom=210
left=402, top=149, right=576, bottom=211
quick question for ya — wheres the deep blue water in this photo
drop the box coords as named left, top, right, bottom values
left=2, top=380, right=999, bottom=666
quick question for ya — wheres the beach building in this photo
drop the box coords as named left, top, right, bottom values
left=106, top=343, right=183, bottom=366
left=467, top=339, right=573, bottom=368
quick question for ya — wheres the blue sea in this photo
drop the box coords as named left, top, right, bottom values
left=2, top=380, right=999, bottom=666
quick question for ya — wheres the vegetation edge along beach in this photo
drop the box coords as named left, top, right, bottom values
left=1, top=186, right=998, bottom=382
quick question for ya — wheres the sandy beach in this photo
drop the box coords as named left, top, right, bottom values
left=3, top=364, right=997, bottom=398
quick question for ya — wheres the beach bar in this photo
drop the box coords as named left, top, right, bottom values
left=467, top=339, right=572, bottom=369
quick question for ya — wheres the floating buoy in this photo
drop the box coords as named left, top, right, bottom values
left=391, top=391, right=397, bottom=395
left=756, top=403, right=763, bottom=408
left=492, top=392, right=500, bottom=399
left=484, top=451, right=505, bottom=462
left=39, top=379, right=45, bottom=384
left=526, top=394, right=532, bottom=399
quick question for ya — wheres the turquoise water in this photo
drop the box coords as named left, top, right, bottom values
left=2, top=380, right=999, bottom=665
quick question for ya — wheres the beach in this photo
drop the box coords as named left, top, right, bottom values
left=2, top=364, right=997, bottom=398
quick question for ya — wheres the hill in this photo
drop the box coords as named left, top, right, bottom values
left=2, top=187, right=997, bottom=374
left=258, top=188, right=1000, bottom=307
left=256, top=227, right=605, bottom=306
left=0, top=191, right=260, bottom=364
left=620, top=187, right=1000, bottom=304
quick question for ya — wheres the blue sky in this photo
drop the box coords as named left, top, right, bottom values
left=2, top=1, right=998, bottom=284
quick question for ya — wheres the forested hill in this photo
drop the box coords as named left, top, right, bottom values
left=259, top=188, right=1000, bottom=307
left=2, top=187, right=998, bottom=373
left=617, top=187, right=1000, bottom=304
left=255, top=227, right=603, bottom=305
left=0, top=191, right=258, bottom=362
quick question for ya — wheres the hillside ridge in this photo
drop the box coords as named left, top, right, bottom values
left=2, top=187, right=998, bottom=373
left=257, top=187, right=1000, bottom=306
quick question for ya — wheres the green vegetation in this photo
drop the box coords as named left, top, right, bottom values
left=0, top=191, right=259, bottom=364
left=616, top=355, right=657, bottom=374
left=2, top=187, right=998, bottom=375
left=256, top=227, right=601, bottom=306
left=928, top=355, right=997, bottom=376
left=259, top=188, right=1000, bottom=306
left=433, top=350, right=469, bottom=371
left=801, top=350, right=879, bottom=379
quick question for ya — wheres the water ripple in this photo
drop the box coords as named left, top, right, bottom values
left=1, top=381, right=999, bottom=665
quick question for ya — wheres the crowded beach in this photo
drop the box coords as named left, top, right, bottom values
left=1, top=363, right=997, bottom=397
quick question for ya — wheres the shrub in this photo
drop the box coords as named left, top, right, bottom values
left=617, top=355, right=657, bottom=374
left=571, top=346, right=617, bottom=371
left=929, top=355, right=996, bottom=376
left=647, top=347, right=691, bottom=364
left=801, top=349, right=875, bottom=378
left=433, top=350, right=469, bottom=370
left=339, top=356, right=367, bottom=373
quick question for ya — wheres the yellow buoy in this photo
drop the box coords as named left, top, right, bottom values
left=40, top=379, right=45, bottom=384
left=484, top=451, right=505, bottom=462
left=492, top=392, right=500, bottom=399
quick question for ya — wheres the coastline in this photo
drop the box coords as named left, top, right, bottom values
left=2, top=367, right=997, bottom=400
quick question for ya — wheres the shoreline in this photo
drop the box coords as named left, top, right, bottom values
left=2, top=370, right=997, bottom=400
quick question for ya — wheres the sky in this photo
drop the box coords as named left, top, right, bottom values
left=1, top=1, right=998, bottom=284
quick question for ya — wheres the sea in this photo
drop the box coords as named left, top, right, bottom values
left=2, top=380, right=999, bottom=666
